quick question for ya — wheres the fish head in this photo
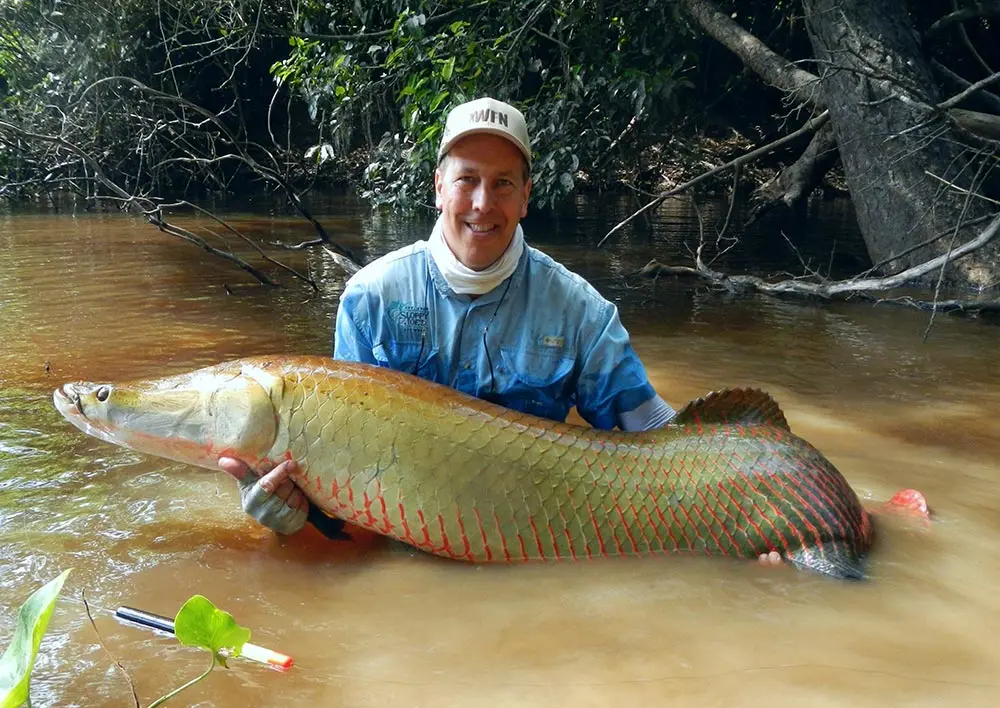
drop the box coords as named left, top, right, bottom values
left=53, top=361, right=280, bottom=470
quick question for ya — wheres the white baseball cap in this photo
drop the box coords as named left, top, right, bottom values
left=437, top=97, right=532, bottom=167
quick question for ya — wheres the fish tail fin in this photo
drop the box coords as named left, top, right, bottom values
left=787, top=542, right=867, bottom=581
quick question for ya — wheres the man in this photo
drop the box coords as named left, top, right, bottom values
left=220, top=97, right=675, bottom=535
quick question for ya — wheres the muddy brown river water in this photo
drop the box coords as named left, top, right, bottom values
left=1, top=198, right=999, bottom=707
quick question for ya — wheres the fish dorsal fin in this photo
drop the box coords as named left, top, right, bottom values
left=672, top=388, right=791, bottom=430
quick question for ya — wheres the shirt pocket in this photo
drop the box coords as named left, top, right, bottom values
left=496, top=346, right=576, bottom=420
left=372, top=340, right=439, bottom=380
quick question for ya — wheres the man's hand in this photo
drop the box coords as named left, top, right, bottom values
left=218, top=457, right=310, bottom=535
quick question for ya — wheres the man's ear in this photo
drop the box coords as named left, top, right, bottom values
left=434, top=168, right=444, bottom=210
left=520, top=179, right=532, bottom=219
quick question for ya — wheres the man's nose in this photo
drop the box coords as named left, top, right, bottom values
left=471, top=184, right=496, bottom=211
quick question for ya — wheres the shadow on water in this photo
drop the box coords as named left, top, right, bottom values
left=2, top=194, right=1000, bottom=707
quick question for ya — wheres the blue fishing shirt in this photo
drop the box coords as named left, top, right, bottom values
left=333, top=240, right=659, bottom=431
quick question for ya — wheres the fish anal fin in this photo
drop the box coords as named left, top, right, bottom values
left=787, top=543, right=867, bottom=581
left=672, top=388, right=791, bottom=430
left=306, top=506, right=351, bottom=541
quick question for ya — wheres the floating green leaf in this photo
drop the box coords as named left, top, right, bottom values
left=0, top=569, right=72, bottom=708
left=173, top=595, right=250, bottom=669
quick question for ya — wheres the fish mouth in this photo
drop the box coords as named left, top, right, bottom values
left=53, top=382, right=102, bottom=427
left=53, top=383, right=82, bottom=416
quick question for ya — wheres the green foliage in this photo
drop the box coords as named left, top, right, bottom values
left=0, top=569, right=72, bottom=708
left=147, top=595, right=250, bottom=707
left=272, top=0, right=694, bottom=209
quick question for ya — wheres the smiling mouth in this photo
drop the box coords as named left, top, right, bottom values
left=465, top=222, right=498, bottom=234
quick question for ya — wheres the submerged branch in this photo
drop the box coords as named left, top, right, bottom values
left=77, top=76, right=363, bottom=269
left=0, top=119, right=299, bottom=288
left=638, top=213, right=1000, bottom=299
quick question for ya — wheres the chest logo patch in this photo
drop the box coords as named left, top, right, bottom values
left=387, top=301, right=429, bottom=332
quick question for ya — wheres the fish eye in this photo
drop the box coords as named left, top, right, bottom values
left=96, top=386, right=111, bottom=402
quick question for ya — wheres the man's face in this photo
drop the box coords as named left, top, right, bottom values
left=434, top=133, right=531, bottom=271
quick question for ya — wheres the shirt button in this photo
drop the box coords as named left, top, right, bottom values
left=462, top=361, right=471, bottom=370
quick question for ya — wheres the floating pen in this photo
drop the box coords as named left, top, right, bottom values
left=114, top=605, right=294, bottom=670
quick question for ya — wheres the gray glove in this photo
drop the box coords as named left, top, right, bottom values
left=234, top=472, right=308, bottom=535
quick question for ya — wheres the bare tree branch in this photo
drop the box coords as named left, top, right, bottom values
left=677, top=0, right=823, bottom=107
left=926, top=2, right=1000, bottom=37
left=938, top=70, right=1000, bottom=111
left=931, top=59, right=1000, bottom=114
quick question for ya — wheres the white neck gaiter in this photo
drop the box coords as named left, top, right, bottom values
left=427, top=215, right=524, bottom=295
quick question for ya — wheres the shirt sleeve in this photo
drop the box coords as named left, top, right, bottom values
left=333, top=283, right=377, bottom=363
left=574, top=302, right=662, bottom=431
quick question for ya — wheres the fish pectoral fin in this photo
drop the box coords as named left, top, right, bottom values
left=786, top=543, right=867, bottom=581
left=672, top=388, right=791, bottom=430
left=306, top=506, right=351, bottom=541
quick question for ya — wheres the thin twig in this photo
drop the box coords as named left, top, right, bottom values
left=925, top=170, right=1000, bottom=206
left=82, top=592, right=141, bottom=708
left=922, top=153, right=990, bottom=341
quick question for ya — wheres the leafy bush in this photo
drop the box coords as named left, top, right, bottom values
left=272, top=1, right=693, bottom=209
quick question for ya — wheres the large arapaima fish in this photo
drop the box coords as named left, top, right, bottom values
left=53, top=356, right=927, bottom=580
